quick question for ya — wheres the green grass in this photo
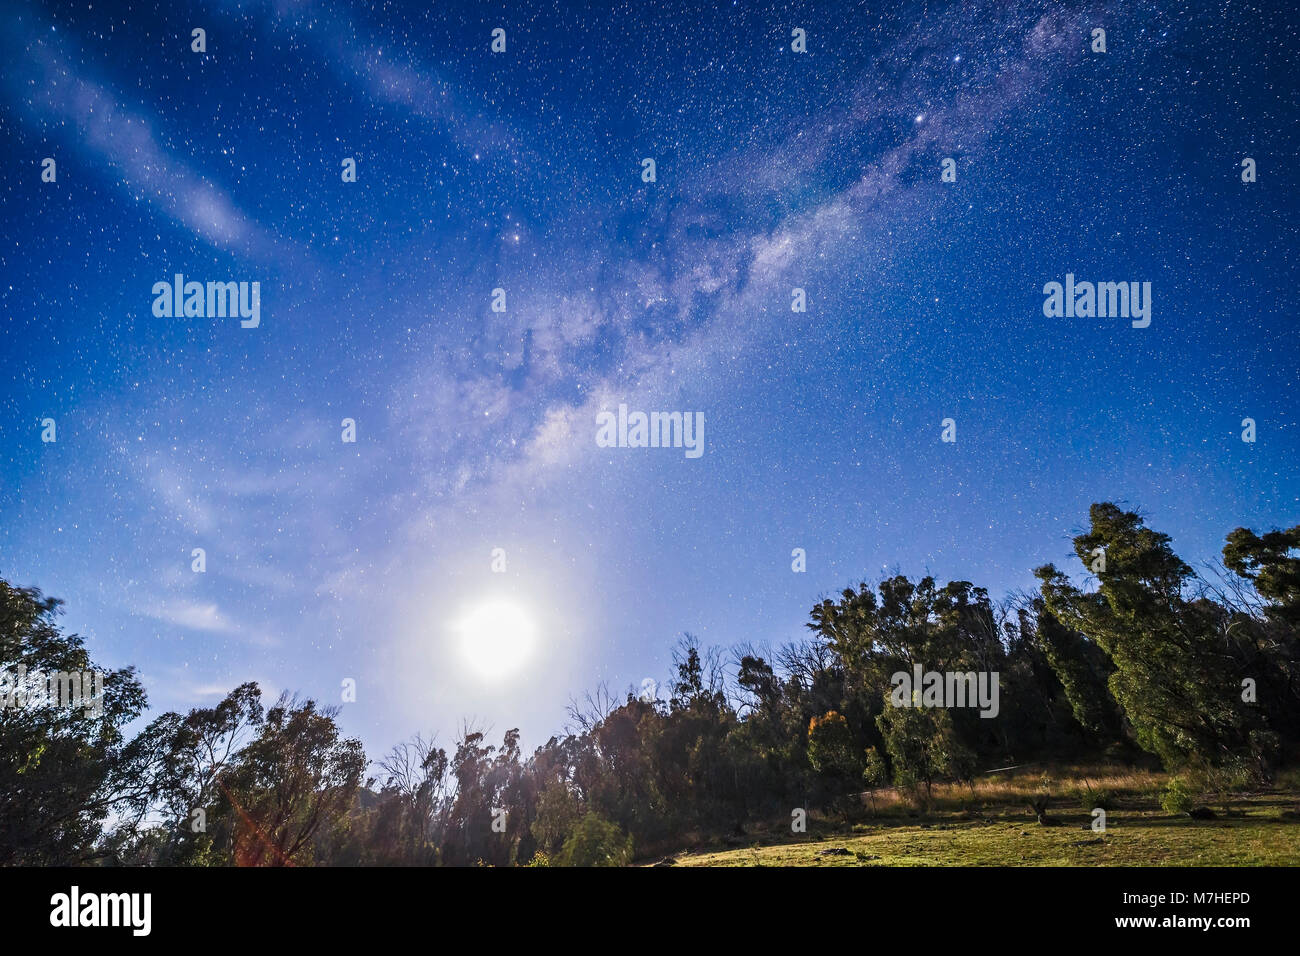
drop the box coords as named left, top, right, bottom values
left=664, top=766, right=1300, bottom=867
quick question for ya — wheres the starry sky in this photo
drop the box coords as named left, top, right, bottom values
left=2, top=0, right=1297, bottom=756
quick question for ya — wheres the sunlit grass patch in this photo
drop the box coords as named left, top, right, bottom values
left=667, top=765, right=1300, bottom=867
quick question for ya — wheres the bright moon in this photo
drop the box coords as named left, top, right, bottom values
left=455, top=600, right=537, bottom=682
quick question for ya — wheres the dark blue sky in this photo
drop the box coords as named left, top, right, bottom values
left=2, top=0, right=1297, bottom=755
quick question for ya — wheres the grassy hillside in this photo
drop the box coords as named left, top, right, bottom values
left=659, top=765, right=1300, bottom=867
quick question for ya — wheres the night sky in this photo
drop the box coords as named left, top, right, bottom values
left=2, top=0, right=1297, bottom=756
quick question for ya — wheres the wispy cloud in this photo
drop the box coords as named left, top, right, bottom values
left=213, top=0, right=522, bottom=157
left=1, top=9, right=285, bottom=261
left=141, top=599, right=237, bottom=634
left=140, top=662, right=282, bottom=711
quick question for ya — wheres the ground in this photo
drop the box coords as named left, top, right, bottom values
left=660, top=765, right=1300, bottom=867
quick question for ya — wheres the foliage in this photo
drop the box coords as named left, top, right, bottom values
left=554, top=814, right=632, bottom=867
left=2, top=502, right=1298, bottom=865
left=0, top=582, right=150, bottom=864
left=1160, top=777, right=1196, bottom=815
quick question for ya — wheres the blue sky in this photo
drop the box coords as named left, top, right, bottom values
left=2, top=0, right=1297, bottom=757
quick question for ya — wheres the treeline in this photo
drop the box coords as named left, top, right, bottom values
left=2, top=503, right=1297, bottom=866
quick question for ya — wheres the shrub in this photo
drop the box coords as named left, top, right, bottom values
left=555, top=814, right=633, bottom=867
left=1160, top=777, right=1196, bottom=815
left=1067, top=780, right=1116, bottom=811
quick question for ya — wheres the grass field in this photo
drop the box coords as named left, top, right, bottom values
left=661, top=765, right=1300, bottom=867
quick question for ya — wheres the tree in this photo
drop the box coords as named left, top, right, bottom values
left=532, top=779, right=581, bottom=857
left=0, top=581, right=151, bottom=864
left=147, top=682, right=264, bottom=864
left=1025, top=601, right=1122, bottom=739
left=217, top=694, right=364, bottom=866
left=807, top=711, right=860, bottom=784
left=808, top=710, right=865, bottom=816
left=555, top=814, right=632, bottom=867
left=875, top=693, right=975, bottom=801
left=1223, top=524, right=1300, bottom=626
left=862, top=747, right=889, bottom=813
left=1037, top=503, right=1264, bottom=772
